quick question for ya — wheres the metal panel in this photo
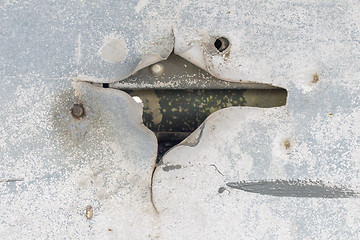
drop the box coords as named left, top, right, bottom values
left=1, top=0, right=360, bottom=239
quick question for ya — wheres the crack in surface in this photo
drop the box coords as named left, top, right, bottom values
left=150, top=164, right=159, bottom=213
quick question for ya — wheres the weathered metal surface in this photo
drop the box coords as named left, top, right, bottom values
left=153, top=107, right=360, bottom=239
left=0, top=80, right=158, bottom=238
left=1, top=0, right=360, bottom=239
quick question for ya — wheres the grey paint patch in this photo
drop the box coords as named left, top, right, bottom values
left=226, top=180, right=358, bottom=198
left=162, top=165, right=182, bottom=172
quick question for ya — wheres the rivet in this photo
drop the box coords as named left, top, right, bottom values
left=150, top=63, right=165, bottom=76
left=71, top=104, right=85, bottom=119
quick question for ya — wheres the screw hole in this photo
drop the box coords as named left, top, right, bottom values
left=214, top=37, right=230, bottom=52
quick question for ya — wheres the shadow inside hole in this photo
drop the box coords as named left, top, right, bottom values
left=214, top=37, right=230, bottom=52
left=125, top=88, right=287, bottom=162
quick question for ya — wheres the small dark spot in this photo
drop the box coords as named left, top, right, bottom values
left=103, top=83, right=109, bottom=88
left=214, top=37, right=230, bottom=52
left=71, top=104, right=85, bottom=119
left=329, top=113, right=333, bottom=116
left=218, top=187, right=226, bottom=193
left=312, top=73, right=319, bottom=83
left=228, top=10, right=231, bottom=14
left=108, top=228, right=113, bottom=232
left=284, top=139, right=291, bottom=149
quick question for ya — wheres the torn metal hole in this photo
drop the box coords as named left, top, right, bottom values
left=126, top=89, right=287, bottom=133
left=214, top=37, right=230, bottom=52
left=101, top=53, right=287, bottom=161
left=124, top=88, right=287, bottom=161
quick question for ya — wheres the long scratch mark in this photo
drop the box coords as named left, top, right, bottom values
left=227, top=179, right=358, bottom=198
